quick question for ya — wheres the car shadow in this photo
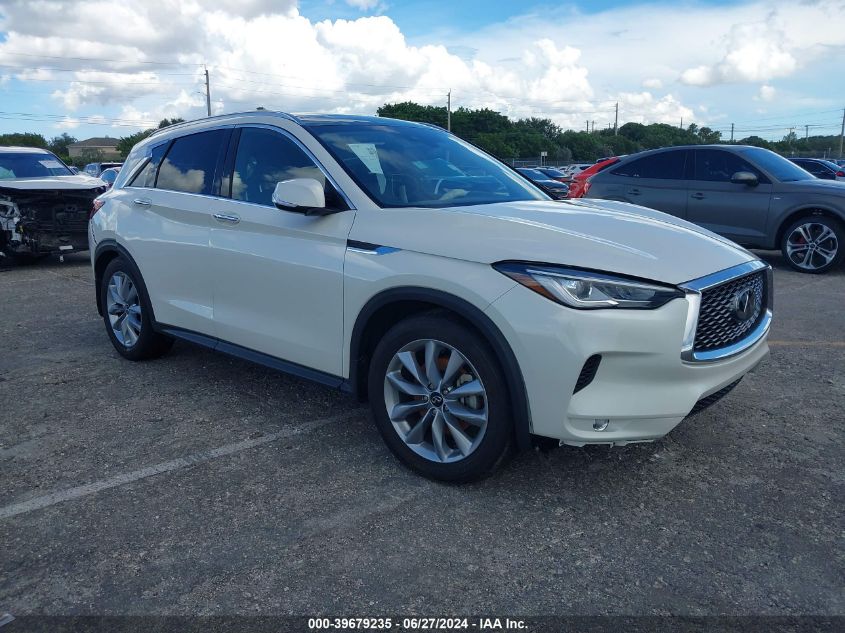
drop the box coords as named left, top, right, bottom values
left=0, top=250, right=90, bottom=271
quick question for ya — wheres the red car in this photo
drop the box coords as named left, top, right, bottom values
left=568, top=157, right=620, bottom=198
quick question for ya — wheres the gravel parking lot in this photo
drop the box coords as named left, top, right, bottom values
left=0, top=252, right=842, bottom=618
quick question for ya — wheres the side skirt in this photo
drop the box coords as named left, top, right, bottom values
left=155, top=323, right=351, bottom=393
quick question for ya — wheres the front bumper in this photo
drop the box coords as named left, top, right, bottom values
left=485, top=267, right=770, bottom=445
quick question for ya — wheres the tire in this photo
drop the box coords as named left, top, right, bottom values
left=367, top=312, right=514, bottom=482
left=780, top=215, right=844, bottom=274
left=100, top=256, right=173, bottom=360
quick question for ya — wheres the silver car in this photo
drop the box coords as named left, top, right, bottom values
left=585, top=145, right=845, bottom=273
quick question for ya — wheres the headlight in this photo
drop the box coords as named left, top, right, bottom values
left=494, top=262, right=684, bottom=309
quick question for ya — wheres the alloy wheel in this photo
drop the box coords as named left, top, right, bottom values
left=106, top=271, right=142, bottom=347
left=383, top=339, right=488, bottom=463
left=786, top=222, right=839, bottom=271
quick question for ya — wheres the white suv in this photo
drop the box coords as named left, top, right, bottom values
left=90, top=112, right=772, bottom=481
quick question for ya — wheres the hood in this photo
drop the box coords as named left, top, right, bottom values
left=780, top=178, right=845, bottom=193
left=354, top=198, right=755, bottom=285
left=0, top=175, right=105, bottom=191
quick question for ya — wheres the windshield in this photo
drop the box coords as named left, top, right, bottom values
left=307, top=122, right=548, bottom=208
left=0, top=152, right=72, bottom=179
left=539, top=168, right=565, bottom=178
left=739, top=147, right=814, bottom=182
left=519, top=169, right=546, bottom=180
left=101, top=169, right=119, bottom=184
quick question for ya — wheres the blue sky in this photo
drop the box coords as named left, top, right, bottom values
left=0, top=0, right=843, bottom=144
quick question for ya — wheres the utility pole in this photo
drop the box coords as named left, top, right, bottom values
left=839, top=107, right=844, bottom=158
left=805, top=125, right=809, bottom=140
left=730, top=123, right=734, bottom=143
left=447, top=90, right=451, bottom=132
left=585, top=120, right=589, bottom=133
left=614, top=102, right=618, bottom=136
left=591, top=120, right=595, bottom=133
left=204, top=66, right=211, bottom=117
left=680, top=117, right=683, bottom=130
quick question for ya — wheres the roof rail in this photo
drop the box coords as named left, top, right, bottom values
left=147, top=111, right=300, bottom=138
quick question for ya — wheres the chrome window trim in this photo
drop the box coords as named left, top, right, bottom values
left=232, top=123, right=356, bottom=211
left=347, top=246, right=401, bottom=256
left=145, top=111, right=301, bottom=140
left=679, top=260, right=772, bottom=363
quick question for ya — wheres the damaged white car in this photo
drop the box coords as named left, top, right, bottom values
left=1, top=146, right=107, bottom=263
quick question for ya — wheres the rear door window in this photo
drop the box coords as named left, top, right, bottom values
left=155, top=130, right=227, bottom=195
left=612, top=151, right=687, bottom=179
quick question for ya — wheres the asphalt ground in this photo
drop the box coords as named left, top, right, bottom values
left=0, top=251, right=842, bottom=619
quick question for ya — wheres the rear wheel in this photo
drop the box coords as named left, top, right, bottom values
left=781, top=216, right=843, bottom=273
left=367, top=313, right=513, bottom=482
left=100, top=257, right=173, bottom=360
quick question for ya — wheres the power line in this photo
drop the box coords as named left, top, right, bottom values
left=0, top=50, right=204, bottom=67
left=0, top=76, right=199, bottom=87
left=0, top=63, right=200, bottom=77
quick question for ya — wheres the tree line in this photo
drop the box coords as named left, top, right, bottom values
left=378, top=101, right=843, bottom=163
left=0, top=118, right=184, bottom=166
left=1, top=105, right=839, bottom=165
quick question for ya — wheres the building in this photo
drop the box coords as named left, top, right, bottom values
left=68, top=137, right=121, bottom=161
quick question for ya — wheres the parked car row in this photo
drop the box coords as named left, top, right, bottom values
left=788, top=158, right=845, bottom=181
left=84, top=161, right=123, bottom=177
left=516, top=168, right=569, bottom=199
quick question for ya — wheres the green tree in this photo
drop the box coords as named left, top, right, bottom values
left=0, top=132, right=47, bottom=148
left=378, top=102, right=447, bottom=128
left=116, top=117, right=185, bottom=157
left=738, top=136, right=773, bottom=150
left=47, top=133, right=77, bottom=161
left=697, top=126, right=722, bottom=144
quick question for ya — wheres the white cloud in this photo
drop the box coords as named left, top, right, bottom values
left=756, top=85, right=776, bottom=102
left=2, top=0, right=841, bottom=137
left=55, top=116, right=79, bottom=130
left=344, top=0, right=384, bottom=10
left=678, top=1, right=844, bottom=86
left=679, top=23, right=798, bottom=86
left=616, top=92, right=693, bottom=126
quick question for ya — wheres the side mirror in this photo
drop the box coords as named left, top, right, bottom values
left=731, top=171, right=758, bottom=186
left=272, top=178, right=336, bottom=216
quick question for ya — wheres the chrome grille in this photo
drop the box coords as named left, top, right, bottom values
left=694, top=271, right=766, bottom=352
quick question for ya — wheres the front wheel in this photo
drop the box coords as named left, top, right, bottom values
left=781, top=216, right=843, bottom=273
left=367, top=313, right=514, bottom=482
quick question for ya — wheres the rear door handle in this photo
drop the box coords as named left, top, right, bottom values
left=213, top=213, right=240, bottom=225
left=133, top=198, right=151, bottom=206
left=691, top=193, right=705, bottom=200
left=627, top=188, right=641, bottom=196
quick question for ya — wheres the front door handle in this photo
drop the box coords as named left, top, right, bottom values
left=133, top=198, right=151, bottom=206
left=691, top=192, right=705, bottom=200
left=213, top=213, right=240, bottom=225
left=628, top=188, right=641, bottom=196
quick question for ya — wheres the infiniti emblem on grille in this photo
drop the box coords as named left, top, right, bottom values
left=731, top=288, right=756, bottom=322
